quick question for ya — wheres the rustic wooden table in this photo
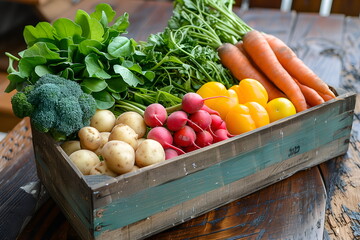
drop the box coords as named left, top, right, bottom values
left=1, top=1, right=360, bottom=239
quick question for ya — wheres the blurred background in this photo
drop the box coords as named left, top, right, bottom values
left=0, top=0, right=359, bottom=140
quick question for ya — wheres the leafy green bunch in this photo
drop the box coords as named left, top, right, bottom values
left=5, top=4, right=157, bottom=110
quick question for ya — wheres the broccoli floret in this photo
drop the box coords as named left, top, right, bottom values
left=78, top=93, right=97, bottom=126
left=11, top=74, right=97, bottom=140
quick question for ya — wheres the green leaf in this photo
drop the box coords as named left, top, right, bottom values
left=18, top=56, right=47, bottom=77
left=53, top=18, right=82, bottom=39
left=5, top=72, right=25, bottom=93
left=34, top=65, right=53, bottom=77
left=107, top=36, right=133, bottom=58
left=143, top=71, right=155, bottom=81
left=90, top=3, right=116, bottom=23
left=85, top=53, right=111, bottom=79
left=81, top=78, right=108, bottom=92
left=78, top=39, right=103, bottom=55
left=113, top=64, right=143, bottom=87
left=106, top=77, right=128, bottom=93
left=92, top=90, right=115, bottom=109
left=111, top=13, right=129, bottom=33
left=23, top=22, right=55, bottom=46
left=22, top=42, right=61, bottom=60
left=75, top=9, right=104, bottom=41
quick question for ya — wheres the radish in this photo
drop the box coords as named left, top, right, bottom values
left=195, top=130, right=213, bottom=147
left=166, top=111, right=189, bottom=132
left=212, top=129, right=231, bottom=143
left=210, top=114, right=226, bottom=131
left=183, top=144, right=201, bottom=153
left=144, top=103, right=167, bottom=127
left=165, top=148, right=179, bottom=160
left=181, top=92, right=229, bottom=114
left=173, top=125, right=197, bottom=147
left=147, top=126, right=185, bottom=154
left=201, top=105, right=220, bottom=116
left=188, top=110, right=212, bottom=132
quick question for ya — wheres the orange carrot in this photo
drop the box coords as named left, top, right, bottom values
left=242, top=30, right=307, bottom=112
left=318, top=91, right=335, bottom=102
left=217, top=43, right=285, bottom=100
left=262, top=33, right=336, bottom=99
left=293, top=78, right=324, bottom=107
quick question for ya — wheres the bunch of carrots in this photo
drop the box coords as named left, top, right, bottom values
left=218, top=30, right=336, bottom=112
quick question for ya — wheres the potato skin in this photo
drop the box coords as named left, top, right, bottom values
left=78, top=126, right=101, bottom=151
left=116, top=111, right=147, bottom=138
left=90, top=109, right=116, bottom=132
left=135, top=139, right=165, bottom=167
left=69, top=149, right=100, bottom=175
left=102, top=140, right=135, bottom=174
left=61, top=140, right=81, bottom=156
left=109, top=124, right=138, bottom=149
left=90, top=161, right=117, bottom=177
left=94, top=132, right=111, bottom=156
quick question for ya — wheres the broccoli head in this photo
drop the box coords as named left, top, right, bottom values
left=11, top=74, right=97, bottom=140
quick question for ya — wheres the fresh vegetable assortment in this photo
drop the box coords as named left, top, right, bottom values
left=4, top=1, right=337, bottom=176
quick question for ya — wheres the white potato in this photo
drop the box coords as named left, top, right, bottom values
left=94, top=132, right=111, bottom=156
left=102, top=140, right=135, bottom=174
left=116, top=111, right=147, bottom=138
left=60, top=140, right=81, bottom=156
left=90, top=109, right=116, bottom=132
left=135, top=138, right=146, bottom=151
left=78, top=126, right=101, bottom=151
left=89, top=161, right=117, bottom=177
left=69, top=149, right=100, bottom=175
left=109, top=124, right=138, bottom=149
left=135, top=139, right=165, bottom=167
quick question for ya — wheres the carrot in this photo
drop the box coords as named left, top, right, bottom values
left=217, top=42, right=285, bottom=100
left=293, top=78, right=324, bottom=107
left=318, top=92, right=335, bottom=102
left=262, top=33, right=336, bottom=99
left=242, top=30, right=307, bottom=112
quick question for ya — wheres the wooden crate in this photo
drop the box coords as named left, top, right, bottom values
left=32, top=90, right=356, bottom=240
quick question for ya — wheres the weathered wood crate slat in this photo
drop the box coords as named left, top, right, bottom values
left=31, top=91, right=356, bottom=240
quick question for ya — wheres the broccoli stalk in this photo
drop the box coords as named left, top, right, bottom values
left=11, top=74, right=97, bottom=141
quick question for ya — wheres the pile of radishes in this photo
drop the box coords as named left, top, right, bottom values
left=144, top=92, right=233, bottom=160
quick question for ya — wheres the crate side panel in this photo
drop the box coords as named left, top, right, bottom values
left=93, top=94, right=355, bottom=237
left=97, top=135, right=349, bottom=240
left=32, top=130, right=95, bottom=239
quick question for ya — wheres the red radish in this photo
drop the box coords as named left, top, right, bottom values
left=165, top=148, right=179, bottom=160
left=144, top=103, right=167, bottom=127
left=210, top=114, right=226, bottom=131
left=173, top=125, right=197, bottom=147
left=188, top=110, right=212, bottom=132
left=212, top=129, right=230, bottom=143
left=200, top=105, right=220, bottom=116
left=166, top=111, right=189, bottom=132
left=195, top=130, right=213, bottom=147
left=183, top=144, right=201, bottom=153
left=147, top=126, right=185, bottom=154
left=182, top=92, right=229, bottom=114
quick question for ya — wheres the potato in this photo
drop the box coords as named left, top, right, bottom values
left=129, top=165, right=140, bottom=172
left=90, top=109, right=116, bottom=132
left=94, top=132, right=111, bottom=156
left=102, top=140, right=135, bottom=174
left=135, top=139, right=165, bottom=167
left=116, top=111, right=147, bottom=138
left=89, top=161, right=117, bottom=177
left=60, top=140, right=81, bottom=156
left=109, top=124, right=138, bottom=149
left=69, top=149, right=100, bottom=175
left=135, top=138, right=146, bottom=150
left=78, top=126, right=101, bottom=151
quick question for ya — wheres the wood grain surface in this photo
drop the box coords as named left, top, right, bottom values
left=0, top=1, right=359, bottom=240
